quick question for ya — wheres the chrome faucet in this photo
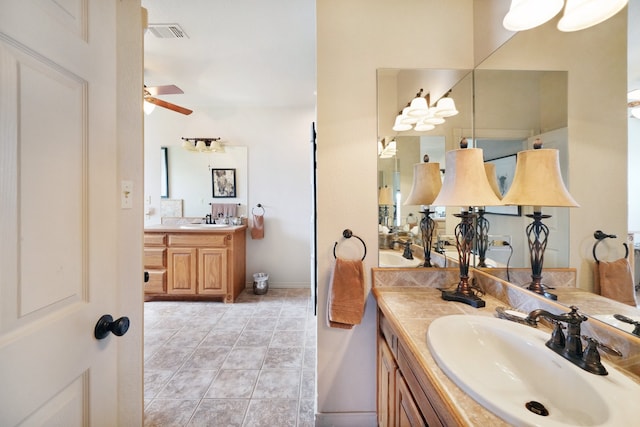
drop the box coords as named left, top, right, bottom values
left=525, top=306, right=609, bottom=375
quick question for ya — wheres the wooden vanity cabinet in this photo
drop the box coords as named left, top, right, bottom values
left=143, top=233, right=167, bottom=294
left=377, top=309, right=454, bottom=427
left=144, top=227, right=245, bottom=302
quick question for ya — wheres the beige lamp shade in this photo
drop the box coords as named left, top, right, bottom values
left=484, top=163, right=502, bottom=199
left=502, top=148, right=579, bottom=208
left=404, top=162, right=442, bottom=206
left=378, top=186, right=394, bottom=206
left=432, top=148, right=503, bottom=207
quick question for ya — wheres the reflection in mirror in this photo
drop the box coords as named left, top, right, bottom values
left=165, top=145, right=248, bottom=218
left=474, top=69, right=569, bottom=271
left=377, top=69, right=473, bottom=264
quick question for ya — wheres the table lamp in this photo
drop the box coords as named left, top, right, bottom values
left=432, top=147, right=503, bottom=308
left=378, top=186, right=394, bottom=228
left=501, top=141, right=579, bottom=300
left=404, top=158, right=442, bottom=267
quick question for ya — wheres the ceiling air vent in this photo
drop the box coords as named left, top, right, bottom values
left=148, top=23, right=189, bottom=39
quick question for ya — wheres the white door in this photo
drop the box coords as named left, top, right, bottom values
left=0, top=1, right=142, bottom=425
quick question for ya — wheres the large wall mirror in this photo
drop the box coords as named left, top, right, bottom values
left=377, top=68, right=569, bottom=270
left=377, top=6, right=640, bottom=338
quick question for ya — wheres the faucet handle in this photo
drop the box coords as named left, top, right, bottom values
left=581, top=335, right=623, bottom=358
left=566, top=306, right=588, bottom=324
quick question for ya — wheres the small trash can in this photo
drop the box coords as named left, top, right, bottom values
left=253, top=273, right=269, bottom=295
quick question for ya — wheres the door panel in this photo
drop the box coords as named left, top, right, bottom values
left=0, top=0, right=125, bottom=425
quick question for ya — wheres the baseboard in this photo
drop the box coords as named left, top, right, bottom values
left=315, top=412, right=377, bottom=427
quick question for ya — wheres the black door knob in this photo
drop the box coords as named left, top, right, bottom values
left=94, top=314, right=130, bottom=340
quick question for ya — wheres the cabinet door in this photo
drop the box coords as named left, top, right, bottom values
left=198, top=248, right=227, bottom=295
left=396, top=371, right=426, bottom=427
left=167, top=247, right=197, bottom=294
left=378, top=337, right=397, bottom=427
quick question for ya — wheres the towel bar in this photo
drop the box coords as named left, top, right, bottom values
left=593, top=230, right=628, bottom=263
left=333, top=229, right=367, bottom=261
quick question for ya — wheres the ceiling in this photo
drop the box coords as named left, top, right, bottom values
left=141, top=0, right=317, bottom=110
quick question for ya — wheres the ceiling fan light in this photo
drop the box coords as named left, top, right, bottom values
left=434, top=97, right=458, bottom=118
left=632, top=107, right=640, bottom=119
left=143, top=100, right=156, bottom=115
left=503, top=0, right=564, bottom=31
left=558, top=0, right=628, bottom=32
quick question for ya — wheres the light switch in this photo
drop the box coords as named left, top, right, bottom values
left=121, top=181, right=133, bottom=209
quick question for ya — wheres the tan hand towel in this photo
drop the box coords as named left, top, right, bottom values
left=597, top=258, right=637, bottom=306
left=328, top=257, right=365, bottom=329
left=251, top=213, right=264, bottom=239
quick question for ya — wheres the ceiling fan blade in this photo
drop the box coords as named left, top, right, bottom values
left=145, top=84, right=184, bottom=96
left=145, top=96, right=193, bottom=115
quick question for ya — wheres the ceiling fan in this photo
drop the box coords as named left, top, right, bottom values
left=144, top=84, right=193, bottom=115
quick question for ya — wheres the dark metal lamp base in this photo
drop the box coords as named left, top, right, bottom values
left=441, top=290, right=486, bottom=308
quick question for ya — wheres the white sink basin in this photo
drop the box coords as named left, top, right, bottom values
left=179, top=223, right=229, bottom=229
left=427, top=315, right=639, bottom=426
left=379, top=250, right=422, bottom=268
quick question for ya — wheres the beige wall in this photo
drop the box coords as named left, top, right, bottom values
left=316, top=0, right=474, bottom=423
left=317, top=0, right=626, bottom=423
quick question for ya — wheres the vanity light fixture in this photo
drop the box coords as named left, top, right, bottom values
left=378, top=138, right=397, bottom=158
left=392, top=90, right=456, bottom=132
left=503, top=0, right=628, bottom=32
left=501, top=139, right=579, bottom=300
left=434, top=91, right=459, bottom=118
left=404, top=156, right=443, bottom=267
left=392, top=114, right=413, bottom=131
left=431, top=146, right=503, bottom=308
left=406, top=89, right=430, bottom=118
left=181, top=137, right=224, bottom=153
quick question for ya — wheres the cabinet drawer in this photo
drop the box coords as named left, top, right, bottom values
left=145, top=270, right=166, bottom=294
left=397, top=343, right=444, bottom=427
left=168, top=233, right=228, bottom=247
left=380, top=313, right=397, bottom=356
left=144, top=248, right=166, bottom=268
left=144, top=233, right=167, bottom=246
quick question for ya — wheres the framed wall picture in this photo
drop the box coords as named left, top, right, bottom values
left=485, top=154, right=521, bottom=216
left=212, top=168, right=237, bottom=198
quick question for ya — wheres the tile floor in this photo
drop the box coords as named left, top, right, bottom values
left=144, top=288, right=316, bottom=427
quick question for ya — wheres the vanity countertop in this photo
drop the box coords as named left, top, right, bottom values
left=144, top=224, right=247, bottom=232
left=373, top=286, right=510, bottom=426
